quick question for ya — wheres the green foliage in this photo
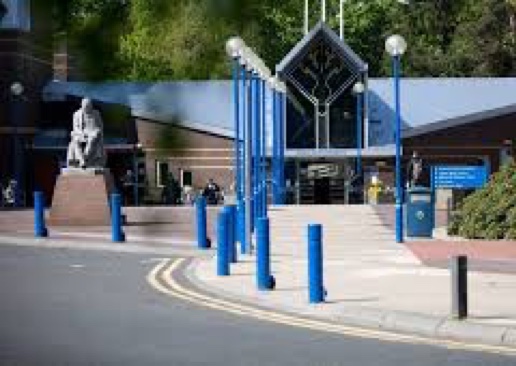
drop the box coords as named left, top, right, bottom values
left=55, top=0, right=516, bottom=80
left=449, top=162, right=516, bottom=239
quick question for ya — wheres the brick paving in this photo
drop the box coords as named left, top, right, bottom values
left=0, top=205, right=221, bottom=244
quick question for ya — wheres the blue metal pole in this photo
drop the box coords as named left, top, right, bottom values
left=244, top=70, right=253, bottom=254
left=393, top=55, right=404, bottom=243
left=356, top=92, right=363, bottom=177
left=233, top=58, right=241, bottom=202
left=240, top=68, right=247, bottom=200
left=308, top=224, right=324, bottom=303
left=111, top=193, right=125, bottom=243
left=34, top=191, right=48, bottom=238
left=226, top=205, right=237, bottom=263
left=279, top=92, right=286, bottom=204
left=253, top=74, right=260, bottom=227
left=257, top=217, right=275, bottom=290
left=196, top=196, right=210, bottom=249
left=238, top=67, right=247, bottom=252
left=261, top=79, right=267, bottom=218
left=217, top=208, right=230, bottom=276
left=272, top=89, right=280, bottom=204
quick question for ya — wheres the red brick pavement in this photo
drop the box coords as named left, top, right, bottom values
left=0, top=206, right=220, bottom=243
left=407, top=240, right=516, bottom=261
left=406, top=240, right=516, bottom=274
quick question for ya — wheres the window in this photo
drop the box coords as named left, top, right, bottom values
left=155, top=161, right=169, bottom=188
left=0, top=0, right=31, bottom=31
left=181, top=170, right=193, bottom=187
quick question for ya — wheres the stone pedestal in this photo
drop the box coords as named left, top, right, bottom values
left=48, top=168, right=115, bottom=226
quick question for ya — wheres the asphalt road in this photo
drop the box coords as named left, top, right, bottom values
left=0, top=244, right=514, bottom=366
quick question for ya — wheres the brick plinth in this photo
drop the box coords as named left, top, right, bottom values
left=48, top=171, right=115, bottom=226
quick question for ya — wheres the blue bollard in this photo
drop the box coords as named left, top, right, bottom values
left=308, top=224, right=324, bottom=303
left=217, top=209, right=230, bottom=276
left=111, top=193, right=125, bottom=243
left=34, top=191, right=48, bottom=238
left=196, top=196, right=210, bottom=249
left=226, top=205, right=237, bottom=263
left=257, top=217, right=275, bottom=290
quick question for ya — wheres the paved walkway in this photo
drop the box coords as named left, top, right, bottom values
left=192, top=205, right=516, bottom=346
left=0, top=206, right=220, bottom=255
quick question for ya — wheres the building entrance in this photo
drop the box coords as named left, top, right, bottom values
left=313, top=177, right=330, bottom=204
left=294, top=160, right=363, bottom=205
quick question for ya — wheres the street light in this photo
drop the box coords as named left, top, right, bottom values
left=10, top=81, right=25, bottom=207
left=226, top=36, right=273, bottom=252
left=385, top=34, right=407, bottom=243
left=10, top=82, right=24, bottom=96
left=133, top=142, right=142, bottom=206
left=339, top=0, right=346, bottom=40
left=352, top=81, right=365, bottom=178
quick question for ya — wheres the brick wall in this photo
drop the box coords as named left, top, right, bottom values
left=136, top=119, right=235, bottom=202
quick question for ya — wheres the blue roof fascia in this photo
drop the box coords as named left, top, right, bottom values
left=43, top=80, right=235, bottom=138
left=368, top=78, right=516, bottom=138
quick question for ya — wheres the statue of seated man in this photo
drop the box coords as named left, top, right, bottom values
left=66, top=98, right=106, bottom=169
left=407, top=151, right=424, bottom=188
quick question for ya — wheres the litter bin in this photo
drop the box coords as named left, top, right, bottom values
left=406, top=187, right=434, bottom=237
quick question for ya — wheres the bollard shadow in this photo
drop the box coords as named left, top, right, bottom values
left=324, top=296, right=380, bottom=305
left=226, top=272, right=254, bottom=277
left=273, top=286, right=306, bottom=292
left=467, top=315, right=516, bottom=321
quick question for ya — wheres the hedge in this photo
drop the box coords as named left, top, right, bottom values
left=448, top=162, right=516, bottom=240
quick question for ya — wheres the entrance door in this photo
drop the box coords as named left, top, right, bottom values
left=314, top=177, right=330, bottom=204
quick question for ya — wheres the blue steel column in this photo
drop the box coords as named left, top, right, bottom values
left=271, top=89, right=280, bottom=204
left=252, top=74, right=261, bottom=226
left=233, top=58, right=241, bottom=203
left=279, top=91, right=286, bottom=204
left=393, top=55, right=404, bottom=243
left=244, top=70, right=253, bottom=254
left=356, top=92, right=363, bottom=177
left=238, top=67, right=247, bottom=253
left=261, top=79, right=267, bottom=218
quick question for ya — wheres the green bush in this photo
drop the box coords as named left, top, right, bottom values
left=448, top=162, right=516, bottom=239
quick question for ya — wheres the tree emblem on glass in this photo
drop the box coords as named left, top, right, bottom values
left=290, top=40, right=355, bottom=104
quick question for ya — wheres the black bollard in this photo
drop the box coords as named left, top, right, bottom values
left=451, top=255, right=468, bottom=319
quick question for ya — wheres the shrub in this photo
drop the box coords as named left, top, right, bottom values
left=448, top=162, right=516, bottom=239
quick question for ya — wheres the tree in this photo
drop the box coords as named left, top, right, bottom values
left=450, top=0, right=516, bottom=76
left=53, top=0, right=516, bottom=80
left=53, top=0, right=129, bottom=80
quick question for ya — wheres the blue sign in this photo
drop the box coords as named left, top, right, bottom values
left=432, top=165, right=488, bottom=189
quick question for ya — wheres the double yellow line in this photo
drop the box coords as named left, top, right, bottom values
left=147, top=258, right=516, bottom=356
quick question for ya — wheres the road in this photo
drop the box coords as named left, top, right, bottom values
left=0, top=244, right=514, bottom=365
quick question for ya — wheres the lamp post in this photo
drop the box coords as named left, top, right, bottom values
left=244, top=48, right=255, bottom=253
left=352, top=81, right=364, bottom=178
left=226, top=37, right=245, bottom=203
left=276, top=80, right=286, bottom=205
left=226, top=37, right=271, bottom=253
left=270, top=76, right=280, bottom=205
left=133, top=142, right=142, bottom=206
left=10, top=81, right=25, bottom=207
left=339, top=0, right=346, bottom=40
left=385, top=34, right=407, bottom=244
